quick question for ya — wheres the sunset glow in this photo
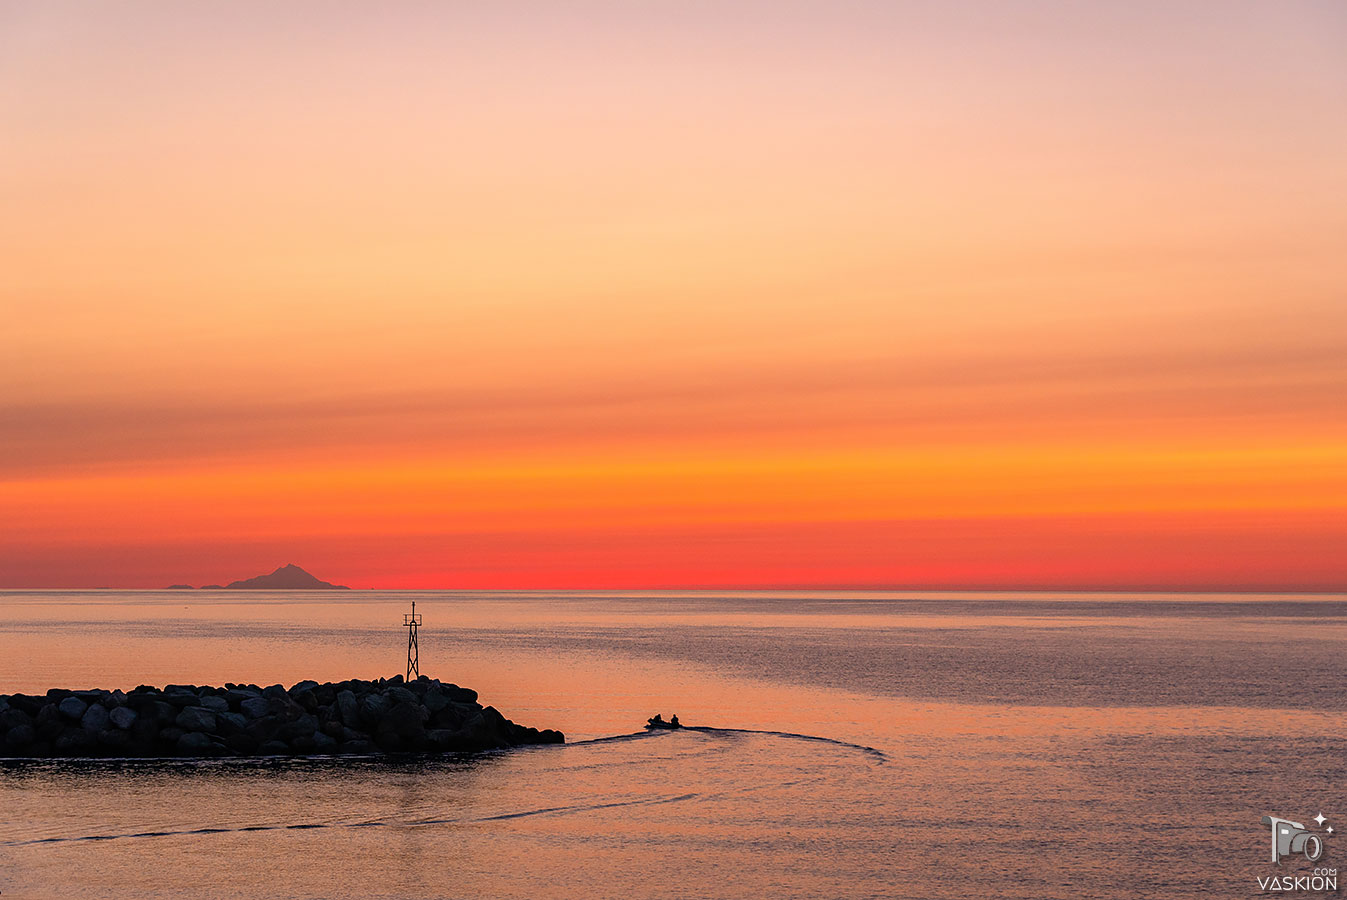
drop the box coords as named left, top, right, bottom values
left=4, top=2, right=1345, bottom=588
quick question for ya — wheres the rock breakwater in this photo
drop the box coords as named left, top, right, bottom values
left=0, top=676, right=563, bottom=758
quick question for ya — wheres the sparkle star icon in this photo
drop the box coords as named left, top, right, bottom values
left=1314, top=813, right=1328, bottom=827
left=1328, top=826, right=1335, bottom=834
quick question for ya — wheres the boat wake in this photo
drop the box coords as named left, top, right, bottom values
left=2, top=724, right=884, bottom=848
left=573, top=724, right=888, bottom=764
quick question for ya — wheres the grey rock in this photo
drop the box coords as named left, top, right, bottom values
left=240, top=697, right=271, bottom=719
left=54, top=728, right=94, bottom=753
left=258, top=740, right=290, bottom=755
left=144, top=700, right=177, bottom=724
left=359, top=692, right=391, bottom=723
left=266, top=695, right=304, bottom=719
left=387, top=686, right=418, bottom=707
left=176, top=731, right=219, bottom=754
left=335, top=690, right=358, bottom=726
left=198, top=695, right=229, bottom=713
left=217, top=711, right=248, bottom=733
left=426, top=728, right=460, bottom=751
left=291, top=689, right=318, bottom=712
left=444, top=685, right=478, bottom=704
left=80, top=703, right=111, bottom=733
left=385, top=701, right=427, bottom=738
left=35, top=704, right=64, bottom=738
left=276, top=715, right=318, bottom=742
left=57, top=696, right=88, bottom=721
left=4, top=723, right=36, bottom=749
left=223, top=689, right=260, bottom=709
left=175, top=707, right=217, bottom=733
left=0, top=708, right=32, bottom=730
left=311, top=731, right=338, bottom=753
left=109, top=706, right=138, bottom=730
left=454, top=712, right=501, bottom=751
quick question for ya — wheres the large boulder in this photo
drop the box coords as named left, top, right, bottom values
left=54, top=728, right=94, bottom=754
left=290, top=685, right=318, bottom=712
left=311, top=731, right=338, bottom=753
left=163, top=691, right=200, bottom=709
left=176, top=731, right=221, bottom=755
left=216, top=711, right=247, bottom=733
left=384, top=701, right=427, bottom=739
left=359, top=692, right=391, bottom=725
left=198, top=695, right=229, bottom=713
left=175, top=707, right=217, bottom=733
left=423, top=688, right=450, bottom=713
left=335, top=690, right=359, bottom=726
left=109, top=706, right=138, bottom=730
left=244, top=715, right=282, bottom=742
left=35, top=704, right=64, bottom=740
left=240, top=697, right=271, bottom=719
left=0, top=708, right=32, bottom=731
left=57, top=696, right=88, bottom=721
left=453, top=712, right=502, bottom=752
left=80, top=703, right=111, bottom=733
left=4, top=723, right=36, bottom=751
left=444, top=685, right=478, bottom=704
left=387, top=686, right=418, bottom=707
left=276, top=715, right=319, bottom=742
left=223, top=689, right=260, bottom=710
left=426, top=728, right=461, bottom=752
left=142, top=700, right=177, bottom=725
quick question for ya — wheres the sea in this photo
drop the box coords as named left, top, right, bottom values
left=1, top=589, right=1344, bottom=899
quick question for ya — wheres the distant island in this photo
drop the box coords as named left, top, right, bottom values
left=167, top=564, right=350, bottom=590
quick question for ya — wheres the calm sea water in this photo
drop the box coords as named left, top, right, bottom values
left=1, top=590, right=1344, bottom=899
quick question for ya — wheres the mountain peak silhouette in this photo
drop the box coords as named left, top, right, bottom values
left=223, top=564, right=349, bottom=590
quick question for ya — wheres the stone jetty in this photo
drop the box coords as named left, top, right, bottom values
left=0, top=676, right=563, bottom=758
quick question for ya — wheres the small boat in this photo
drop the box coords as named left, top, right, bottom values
left=646, top=714, right=682, bottom=730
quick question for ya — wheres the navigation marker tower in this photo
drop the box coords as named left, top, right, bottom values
left=404, top=600, right=422, bottom=681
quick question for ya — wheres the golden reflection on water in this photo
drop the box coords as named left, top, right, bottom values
left=1, top=591, right=1344, bottom=899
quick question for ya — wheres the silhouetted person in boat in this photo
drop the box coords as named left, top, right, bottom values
left=669, top=714, right=680, bottom=728
left=648, top=714, right=664, bottom=727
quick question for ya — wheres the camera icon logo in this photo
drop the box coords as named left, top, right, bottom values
left=1262, top=815, right=1327, bottom=865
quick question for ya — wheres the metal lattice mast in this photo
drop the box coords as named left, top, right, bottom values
left=404, top=600, right=422, bottom=681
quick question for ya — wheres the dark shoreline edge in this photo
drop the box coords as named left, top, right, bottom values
left=0, top=676, right=563, bottom=759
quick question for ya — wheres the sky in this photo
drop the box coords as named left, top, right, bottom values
left=2, top=1, right=1345, bottom=589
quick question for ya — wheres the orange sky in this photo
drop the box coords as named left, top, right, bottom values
left=3, top=2, right=1345, bottom=588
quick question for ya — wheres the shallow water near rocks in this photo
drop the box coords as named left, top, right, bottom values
left=1, top=590, right=1344, bottom=898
